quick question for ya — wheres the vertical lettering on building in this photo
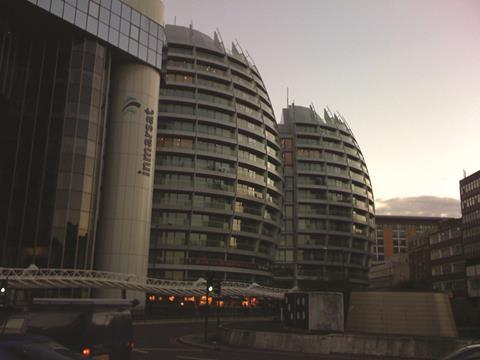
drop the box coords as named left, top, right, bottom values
left=142, top=108, right=154, bottom=176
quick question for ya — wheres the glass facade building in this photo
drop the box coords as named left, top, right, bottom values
left=26, top=0, right=165, bottom=69
left=149, top=25, right=283, bottom=285
left=0, top=0, right=164, bottom=284
left=274, top=105, right=375, bottom=288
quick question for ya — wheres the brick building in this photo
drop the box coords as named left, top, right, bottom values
left=373, top=215, right=445, bottom=265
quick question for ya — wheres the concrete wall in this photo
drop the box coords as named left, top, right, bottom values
left=219, top=326, right=472, bottom=359
left=308, top=292, right=344, bottom=331
left=284, top=292, right=344, bottom=331
left=346, top=291, right=458, bottom=337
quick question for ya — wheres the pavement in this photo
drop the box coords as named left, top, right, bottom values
left=132, top=318, right=410, bottom=360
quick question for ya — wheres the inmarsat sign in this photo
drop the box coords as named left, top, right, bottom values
left=122, top=96, right=155, bottom=177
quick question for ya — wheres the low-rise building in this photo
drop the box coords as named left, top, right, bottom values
left=369, top=254, right=409, bottom=289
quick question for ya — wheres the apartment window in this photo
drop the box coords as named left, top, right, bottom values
left=155, top=173, right=192, bottom=186
left=197, top=76, right=230, bottom=91
left=158, top=103, right=195, bottom=114
left=158, top=119, right=194, bottom=132
left=165, top=72, right=194, bottom=84
left=194, top=195, right=231, bottom=211
left=151, top=211, right=189, bottom=226
left=156, top=154, right=193, bottom=168
left=197, top=158, right=233, bottom=173
left=239, top=150, right=264, bottom=164
left=158, top=136, right=193, bottom=149
left=150, top=231, right=187, bottom=247
left=197, top=91, right=232, bottom=107
left=191, top=214, right=229, bottom=230
left=281, top=138, right=293, bottom=150
left=232, top=218, right=259, bottom=234
left=198, top=123, right=234, bottom=138
left=235, top=200, right=262, bottom=216
left=195, top=176, right=233, bottom=192
left=236, top=182, right=263, bottom=199
left=167, top=59, right=194, bottom=69
left=283, top=152, right=292, bottom=165
left=198, top=106, right=233, bottom=122
left=238, top=166, right=264, bottom=182
left=160, top=87, right=195, bottom=99
left=154, top=192, right=191, bottom=206
left=190, top=233, right=226, bottom=248
left=284, top=205, right=293, bottom=217
left=197, top=141, right=234, bottom=156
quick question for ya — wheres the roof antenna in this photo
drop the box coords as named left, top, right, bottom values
left=174, top=16, right=176, bottom=25
left=215, top=28, right=226, bottom=52
left=287, top=87, right=289, bottom=108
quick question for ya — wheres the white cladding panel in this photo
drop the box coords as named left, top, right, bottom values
left=96, top=63, right=160, bottom=289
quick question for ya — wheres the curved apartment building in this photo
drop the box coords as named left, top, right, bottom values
left=149, top=25, right=283, bottom=285
left=275, top=105, right=375, bottom=288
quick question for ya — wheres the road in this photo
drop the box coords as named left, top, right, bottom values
left=132, top=319, right=378, bottom=360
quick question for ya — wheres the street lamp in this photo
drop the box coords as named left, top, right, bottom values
left=0, top=279, right=7, bottom=307
left=0, top=280, right=7, bottom=294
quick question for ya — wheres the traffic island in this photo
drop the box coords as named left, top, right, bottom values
left=178, top=333, right=222, bottom=351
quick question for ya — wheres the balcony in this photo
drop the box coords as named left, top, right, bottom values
left=350, top=172, right=364, bottom=182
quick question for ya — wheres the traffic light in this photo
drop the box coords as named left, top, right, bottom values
left=212, top=281, right=221, bottom=297
left=206, top=272, right=214, bottom=293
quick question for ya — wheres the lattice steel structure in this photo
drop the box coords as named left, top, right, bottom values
left=149, top=25, right=283, bottom=285
left=0, top=267, right=284, bottom=299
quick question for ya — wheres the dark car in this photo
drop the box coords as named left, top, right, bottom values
left=15, top=298, right=136, bottom=360
left=0, top=334, right=84, bottom=360
left=441, top=344, right=480, bottom=360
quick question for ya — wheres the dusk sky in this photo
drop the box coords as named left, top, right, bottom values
left=163, top=0, right=479, bottom=214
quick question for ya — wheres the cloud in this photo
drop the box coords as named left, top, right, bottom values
left=375, top=196, right=461, bottom=218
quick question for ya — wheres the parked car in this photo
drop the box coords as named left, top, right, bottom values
left=0, top=334, right=84, bottom=360
left=15, top=298, right=136, bottom=360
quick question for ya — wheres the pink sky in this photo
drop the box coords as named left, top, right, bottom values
left=163, top=0, right=480, bottom=201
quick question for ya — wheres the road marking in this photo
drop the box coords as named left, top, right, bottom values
left=132, top=349, right=149, bottom=354
left=136, top=347, right=201, bottom=352
left=176, top=356, right=216, bottom=360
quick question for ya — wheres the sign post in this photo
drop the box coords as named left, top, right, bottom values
left=204, top=272, right=214, bottom=343
left=214, top=281, right=222, bottom=329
